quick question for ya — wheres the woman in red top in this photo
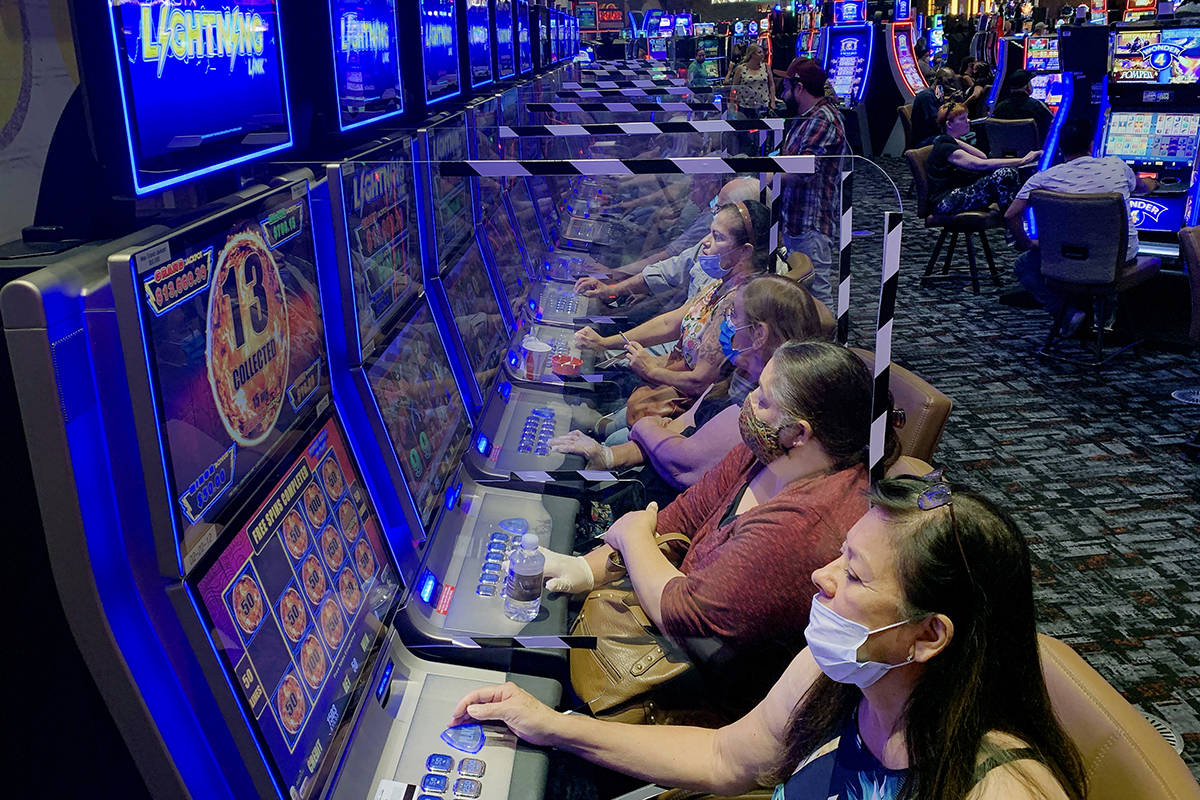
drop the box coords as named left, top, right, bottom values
left=544, top=341, right=899, bottom=714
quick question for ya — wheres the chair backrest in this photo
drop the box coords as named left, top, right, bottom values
left=850, top=348, right=952, bottom=462
left=812, top=296, right=836, bottom=340
left=897, top=104, right=914, bottom=150
left=1179, top=226, right=1200, bottom=344
left=1038, top=635, right=1200, bottom=800
left=984, top=116, right=1040, bottom=158
left=904, top=146, right=935, bottom=218
left=1029, top=190, right=1128, bottom=285
left=783, top=250, right=814, bottom=286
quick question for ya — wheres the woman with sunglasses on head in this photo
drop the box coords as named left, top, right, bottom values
left=549, top=276, right=828, bottom=494
left=539, top=342, right=894, bottom=718
left=572, top=200, right=774, bottom=444
left=927, top=102, right=1041, bottom=215
left=450, top=475, right=1087, bottom=800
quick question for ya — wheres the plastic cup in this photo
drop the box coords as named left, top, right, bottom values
left=523, top=339, right=551, bottom=379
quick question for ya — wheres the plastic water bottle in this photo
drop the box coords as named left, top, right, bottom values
left=504, top=534, right=544, bottom=623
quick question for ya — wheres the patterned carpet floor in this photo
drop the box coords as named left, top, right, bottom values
left=852, top=156, right=1200, bottom=779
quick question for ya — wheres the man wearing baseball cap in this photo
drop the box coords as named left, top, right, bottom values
left=992, top=68, right=1052, bottom=142
left=778, top=57, right=848, bottom=308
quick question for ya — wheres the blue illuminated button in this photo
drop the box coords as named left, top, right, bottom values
left=457, top=758, right=486, bottom=777
left=452, top=777, right=483, bottom=797
left=487, top=541, right=506, bottom=553
left=489, top=532, right=508, bottom=544
left=426, top=754, right=454, bottom=773
left=498, top=518, right=529, bottom=535
left=531, top=408, right=554, bottom=419
left=476, top=584, right=496, bottom=597
left=418, top=796, right=443, bottom=800
left=421, top=773, right=449, bottom=792
left=441, top=723, right=485, bottom=754
left=480, top=569, right=500, bottom=584
left=484, top=553, right=503, bottom=567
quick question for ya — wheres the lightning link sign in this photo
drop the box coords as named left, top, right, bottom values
left=138, top=2, right=267, bottom=79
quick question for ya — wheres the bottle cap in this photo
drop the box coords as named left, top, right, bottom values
left=521, top=533, right=539, bottom=549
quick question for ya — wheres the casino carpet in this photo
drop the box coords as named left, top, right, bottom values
left=851, top=156, right=1200, bottom=779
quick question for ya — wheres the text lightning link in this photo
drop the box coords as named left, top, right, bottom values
left=340, top=14, right=391, bottom=54
left=139, top=2, right=267, bottom=78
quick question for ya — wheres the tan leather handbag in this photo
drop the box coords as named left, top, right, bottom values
left=569, top=533, right=726, bottom=725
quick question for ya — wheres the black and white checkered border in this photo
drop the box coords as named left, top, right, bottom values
left=869, top=212, right=904, bottom=483
left=449, top=635, right=599, bottom=650
left=435, top=155, right=817, bottom=177
left=563, top=78, right=685, bottom=89
left=497, top=119, right=783, bottom=138
left=558, top=87, right=693, bottom=98
left=837, top=169, right=853, bottom=345
left=525, top=101, right=721, bottom=113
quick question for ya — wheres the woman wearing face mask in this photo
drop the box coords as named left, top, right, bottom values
left=449, top=476, right=1088, bottom=800
left=539, top=342, right=896, bottom=717
left=572, top=201, right=774, bottom=442
left=548, top=276, right=827, bottom=493
left=927, top=102, right=1041, bottom=215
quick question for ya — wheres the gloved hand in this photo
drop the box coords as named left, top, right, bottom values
left=504, top=547, right=593, bottom=594
left=548, top=430, right=614, bottom=469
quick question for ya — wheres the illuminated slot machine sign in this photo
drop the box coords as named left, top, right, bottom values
left=644, top=9, right=664, bottom=36
left=1113, top=28, right=1200, bottom=84
left=675, top=13, right=693, bottom=37
left=517, top=0, right=533, bottom=73
left=114, top=181, right=328, bottom=574
left=1024, top=36, right=1060, bottom=72
left=496, top=0, right=516, bottom=78
left=834, top=0, right=866, bottom=23
left=579, top=1, right=598, bottom=31
left=193, top=412, right=399, bottom=798
left=366, top=298, right=472, bottom=542
left=1101, top=111, right=1200, bottom=231
left=894, top=28, right=926, bottom=94
left=1123, top=0, right=1157, bottom=22
left=596, top=2, right=623, bottom=32
left=467, top=0, right=493, bottom=87
left=105, top=0, right=292, bottom=195
left=420, top=0, right=460, bottom=104
left=1088, top=0, right=1108, bottom=24
left=337, top=158, right=422, bottom=354
left=328, top=0, right=404, bottom=131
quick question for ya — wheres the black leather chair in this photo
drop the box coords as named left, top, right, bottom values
left=1029, top=189, right=1162, bottom=365
left=984, top=117, right=1040, bottom=158
left=905, top=145, right=1003, bottom=295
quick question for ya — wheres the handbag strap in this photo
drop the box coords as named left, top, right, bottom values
left=608, top=531, right=692, bottom=571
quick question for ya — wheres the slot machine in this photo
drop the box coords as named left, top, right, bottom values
left=821, top=0, right=876, bottom=154
left=927, top=13, right=945, bottom=62
left=1097, top=21, right=1200, bottom=255
left=1023, top=35, right=1065, bottom=116
left=495, top=0, right=518, bottom=81
left=987, top=34, right=1029, bottom=112
left=1124, top=0, right=1157, bottom=22
left=418, top=0, right=464, bottom=106
left=517, top=0, right=534, bottom=75
left=886, top=0, right=929, bottom=102
left=321, top=0, right=407, bottom=133
left=467, top=0, right=495, bottom=89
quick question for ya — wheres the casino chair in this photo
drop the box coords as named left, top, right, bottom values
left=905, top=145, right=1004, bottom=295
left=1029, top=189, right=1161, bottom=366
left=782, top=250, right=814, bottom=289
left=984, top=116, right=1040, bottom=158
left=1180, top=226, right=1200, bottom=347
left=644, top=636, right=1200, bottom=800
left=897, top=104, right=916, bottom=151
left=850, top=348, right=953, bottom=464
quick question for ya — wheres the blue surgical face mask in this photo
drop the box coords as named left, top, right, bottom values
left=805, top=594, right=916, bottom=689
left=698, top=252, right=728, bottom=279
left=720, top=318, right=752, bottom=361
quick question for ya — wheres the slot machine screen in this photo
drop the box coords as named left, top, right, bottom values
left=337, top=156, right=422, bottom=355
left=827, top=31, right=868, bottom=102
left=675, top=13, right=692, bottom=36
left=527, top=176, right=562, bottom=241
left=1102, top=111, right=1200, bottom=164
left=1113, top=30, right=1161, bottom=81
left=441, top=243, right=510, bottom=396
left=550, top=11, right=560, bottom=62
left=1029, top=74, right=1064, bottom=107
left=467, top=0, right=493, bottom=87
left=480, top=207, right=533, bottom=326
left=420, top=0, right=461, bottom=103
left=328, top=0, right=405, bottom=131
left=429, top=123, right=474, bottom=265
left=579, top=2, right=597, bottom=30
left=365, top=300, right=471, bottom=538
left=644, top=9, right=664, bottom=34
left=1024, top=36, right=1060, bottom=71
left=508, top=178, right=551, bottom=266
left=497, top=0, right=516, bottom=78
left=105, top=0, right=292, bottom=195
left=192, top=413, right=400, bottom=800
left=120, top=181, right=328, bottom=572
left=894, top=29, right=926, bottom=92
left=1160, top=29, right=1200, bottom=84
left=517, top=0, right=533, bottom=73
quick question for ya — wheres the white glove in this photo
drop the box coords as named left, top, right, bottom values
left=548, top=430, right=614, bottom=469
left=540, top=547, right=594, bottom=594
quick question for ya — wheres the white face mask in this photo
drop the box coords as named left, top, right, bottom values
left=805, top=594, right=916, bottom=689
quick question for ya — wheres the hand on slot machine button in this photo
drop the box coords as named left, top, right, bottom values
left=441, top=723, right=486, bottom=754
left=448, top=683, right=561, bottom=747
left=548, top=430, right=613, bottom=469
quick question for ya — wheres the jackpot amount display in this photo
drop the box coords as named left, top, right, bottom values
left=137, top=187, right=327, bottom=568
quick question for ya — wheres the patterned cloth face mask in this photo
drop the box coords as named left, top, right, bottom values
left=737, top=395, right=793, bottom=464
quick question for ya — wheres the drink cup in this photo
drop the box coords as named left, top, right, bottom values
left=523, top=338, right=551, bottom=379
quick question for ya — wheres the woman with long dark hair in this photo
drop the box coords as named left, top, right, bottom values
left=449, top=476, right=1087, bottom=799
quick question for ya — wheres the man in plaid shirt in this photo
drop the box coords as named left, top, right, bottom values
left=779, top=58, right=848, bottom=307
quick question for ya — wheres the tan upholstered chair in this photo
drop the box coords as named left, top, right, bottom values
left=984, top=116, right=1040, bottom=158
left=1029, top=189, right=1162, bottom=365
left=897, top=104, right=915, bottom=151
left=851, top=348, right=953, bottom=464
left=782, top=250, right=814, bottom=288
left=652, top=636, right=1200, bottom=800
left=905, top=145, right=1004, bottom=294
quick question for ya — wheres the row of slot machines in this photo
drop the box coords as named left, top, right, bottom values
left=990, top=23, right=1200, bottom=249
left=3, top=100, right=651, bottom=798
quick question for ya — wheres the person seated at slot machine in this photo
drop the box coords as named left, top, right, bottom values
left=549, top=276, right=827, bottom=494
left=927, top=103, right=1040, bottom=215
left=510, top=341, right=893, bottom=719
left=687, top=50, right=710, bottom=88
left=992, top=69, right=1053, bottom=142
left=451, top=475, right=1088, bottom=799
left=912, top=68, right=966, bottom=146
left=572, top=200, right=775, bottom=445
left=1004, top=117, right=1156, bottom=337
left=914, top=38, right=936, bottom=82
left=572, top=177, right=762, bottom=313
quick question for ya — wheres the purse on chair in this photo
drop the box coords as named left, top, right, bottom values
left=569, top=532, right=718, bottom=725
